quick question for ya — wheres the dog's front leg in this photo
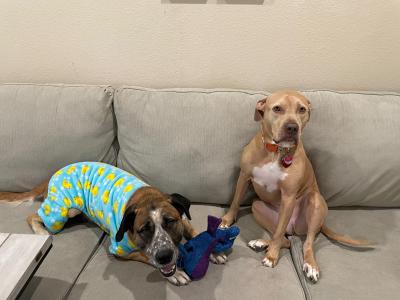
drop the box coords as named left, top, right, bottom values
left=221, top=170, right=250, bottom=227
left=263, top=192, right=296, bottom=268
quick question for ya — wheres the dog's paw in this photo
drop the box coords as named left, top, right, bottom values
left=209, top=252, right=228, bottom=264
left=165, top=270, right=191, bottom=286
left=303, top=263, right=320, bottom=283
left=248, top=239, right=269, bottom=251
left=261, top=257, right=274, bottom=268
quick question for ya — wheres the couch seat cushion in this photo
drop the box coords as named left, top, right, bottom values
left=67, top=204, right=305, bottom=300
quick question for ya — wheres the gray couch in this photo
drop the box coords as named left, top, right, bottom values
left=0, top=84, right=399, bottom=300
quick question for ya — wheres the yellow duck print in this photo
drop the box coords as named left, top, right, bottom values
left=66, top=166, right=77, bottom=175
left=81, top=165, right=90, bottom=174
left=91, top=186, right=99, bottom=197
left=115, top=178, right=125, bottom=187
left=50, top=185, right=57, bottom=194
left=43, top=204, right=51, bottom=216
left=52, top=222, right=63, bottom=231
left=50, top=195, right=56, bottom=201
left=102, top=190, right=110, bottom=204
left=73, top=196, right=83, bottom=207
left=116, top=246, right=125, bottom=256
left=113, top=201, right=119, bottom=215
left=96, top=210, right=104, bottom=220
left=84, top=181, right=91, bottom=190
left=106, top=173, right=116, bottom=181
left=60, top=207, right=68, bottom=218
left=98, top=167, right=105, bottom=176
left=62, top=179, right=72, bottom=189
left=123, top=184, right=133, bottom=194
left=64, top=197, right=72, bottom=207
left=106, top=215, right=111, bottom=226
left=54, top=170, right=63, bottom=178
left=77, top=181, right=83, bottom=189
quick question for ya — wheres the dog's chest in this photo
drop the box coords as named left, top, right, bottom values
left=252, top=161, right=288, bottom=193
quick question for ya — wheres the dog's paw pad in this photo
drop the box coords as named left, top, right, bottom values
left=210, top=253, right=228, bottom=264
left=166, top=270, right=191, bottom=286
left=303, top=263, right=319, bottom=283
left=262, top=257, right=274, bottom=268
left=248, top=239, right=268, bottom=251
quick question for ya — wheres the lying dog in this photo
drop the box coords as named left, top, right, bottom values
left=0, top=162, right=226, bottom=285
left=221, top=91, right=371, bottom=282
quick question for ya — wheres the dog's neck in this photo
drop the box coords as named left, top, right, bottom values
left=259, top=124, right=298, bottom=168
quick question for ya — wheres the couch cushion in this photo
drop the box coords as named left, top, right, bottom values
left=0, top=201, right=104, bottom=299
left=302, top=90, right=400, bottom=207
left=0, top=83, right=117, bottom=192
left=302, top=208, right=400, bottom=299
left=115, top=87, right=265, bottom=205
left=67, top=205, right=305, bottom=300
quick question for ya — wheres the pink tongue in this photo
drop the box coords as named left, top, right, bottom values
left=282, top=155, right=293, bottom=167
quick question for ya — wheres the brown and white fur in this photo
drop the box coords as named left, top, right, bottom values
left=221, top=91, right=372, bottom=283
left=1, top=180, right=227, bottom=286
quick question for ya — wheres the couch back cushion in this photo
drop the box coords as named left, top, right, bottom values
left=116, top=87, right=400, bottom=207
left=302, top=90, right=400, bottom=207
left=115, top=87, right=264, bottom=205
left=0, top=84, right=116, bottom=192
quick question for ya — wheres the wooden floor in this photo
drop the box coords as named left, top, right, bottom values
left=0, top=233, right=52, bottom=300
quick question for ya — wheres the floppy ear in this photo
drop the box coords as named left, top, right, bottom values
left=254, top=97, right=268, bottom=121
left=115, top=205, right=136, bottom=242
left=170, top=193, right=192, bottom=220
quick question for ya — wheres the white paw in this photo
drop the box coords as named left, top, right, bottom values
left=262, top=257, right=274, bottom=268
left=165, top=270, right=191, bottom=286
left=248, top=239, right=268, bottom=251
left=209, top=253, right=228, bottom=264
left=219, top=224, right=229, bottom=229
left=303, top=263, right=319, bottom=283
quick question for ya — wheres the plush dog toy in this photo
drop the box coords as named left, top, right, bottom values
left=177, top=215, right=240, bottom=280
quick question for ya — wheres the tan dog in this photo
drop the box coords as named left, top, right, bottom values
left=221, top=91, right=370, bottom=282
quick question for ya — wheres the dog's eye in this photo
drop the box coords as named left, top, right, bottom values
left=299, top=107, right=307, bottom=114
left=137, top=222, right=151, bottom=234
left=272, top=106, right=282, bottom=113
left=164, top=217, right=177, bottom=226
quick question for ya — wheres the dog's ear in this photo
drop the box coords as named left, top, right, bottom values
left=170, top=193, right=192, bottom=220
left=115, top=205, right=136, bottom=242
left=254, top=97, right=268, bottom=121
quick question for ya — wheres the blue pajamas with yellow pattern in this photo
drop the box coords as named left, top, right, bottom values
left=38, top=162, right=148, bottom=256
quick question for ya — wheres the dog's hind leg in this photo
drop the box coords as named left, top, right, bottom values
left=27, top=213, right=50, bottom=235
left=68, top=208, right=81, bottom=218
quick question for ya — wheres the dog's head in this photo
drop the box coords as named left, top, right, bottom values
left=115, top=187, right=191, bottom=277
left=254, top=91, right=311, bottom=145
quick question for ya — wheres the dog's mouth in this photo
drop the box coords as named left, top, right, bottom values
left=273, top=137, right=297, bottom=146
left=159, top=263, right=177, bottom=277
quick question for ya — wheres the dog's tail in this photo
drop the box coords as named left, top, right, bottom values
left=0, top=180, right=49, bottom=202
left=321, top=224, right=375, bottom=247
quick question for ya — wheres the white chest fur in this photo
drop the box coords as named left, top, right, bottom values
left=252, top=161, right=288, bottom=192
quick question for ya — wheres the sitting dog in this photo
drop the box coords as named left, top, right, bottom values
left=0, top=162, right=226, bottom=286
left=221, top=91, right=371, bottom=282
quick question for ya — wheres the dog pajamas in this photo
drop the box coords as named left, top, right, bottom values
left=38, top=162, right=148, bottom=256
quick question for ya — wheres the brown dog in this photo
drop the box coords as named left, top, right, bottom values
left=0, top=166, right=227, bottom=286
left=221, top=91, right=370, bottom=282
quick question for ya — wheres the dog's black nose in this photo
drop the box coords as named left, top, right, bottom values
left=286, top=123, right=299, bottom=136
left=155, top=248, right=174, bottom=265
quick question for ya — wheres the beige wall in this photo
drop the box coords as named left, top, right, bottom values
left=1, top=1, right=399, bottom=91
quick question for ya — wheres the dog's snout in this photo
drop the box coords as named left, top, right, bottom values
left=286, top=123, right=299, bottom=135
left=155, top=248, right=174, bottom=265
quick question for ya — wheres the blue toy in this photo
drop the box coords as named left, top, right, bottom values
left=177, top=215, right=240, bottom=280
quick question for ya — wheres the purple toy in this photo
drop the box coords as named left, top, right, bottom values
left=177, top=215, right=240, bottom=280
